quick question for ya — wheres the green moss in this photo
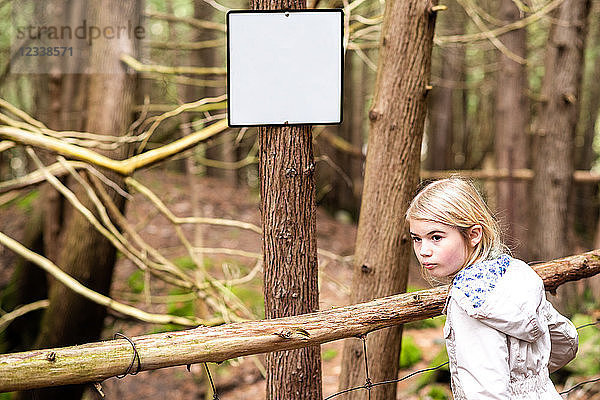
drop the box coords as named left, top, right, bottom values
left=1, top=190, right=39, bottom=211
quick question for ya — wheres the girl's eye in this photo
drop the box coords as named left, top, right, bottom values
left=411, top=236, right=421, bottom=243
left=431, top=235, right=443, bottom=241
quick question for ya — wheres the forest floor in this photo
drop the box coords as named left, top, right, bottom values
left=1, top=167, right=597, bottom=399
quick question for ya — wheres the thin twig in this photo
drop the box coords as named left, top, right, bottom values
left=0, top=300, right=49, bottom=332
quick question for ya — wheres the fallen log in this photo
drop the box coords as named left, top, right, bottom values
left=1, top=250, right=599, bottom=392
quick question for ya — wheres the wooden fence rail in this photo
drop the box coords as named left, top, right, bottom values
left=1, top=250, right=599, bottom=392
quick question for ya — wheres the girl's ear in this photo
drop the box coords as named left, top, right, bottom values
left=468, top=225, right=483, bottom=247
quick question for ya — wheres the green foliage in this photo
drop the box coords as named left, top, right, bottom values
left=322, top=348, right=338, bottom=362
left=0, top=392, right=13, bottom=400
left=173, top=256, right=213, bottom=270
left=416, top=347, right=449, bottom=390
left=400, top=335, right=422, bottom=369
left=151, top=288, right=197, bottom=333
left=230, top=285, right=264, bottom=318
left=127, top=270, right=145, bottom=294
left=578, top=287, right=600, bottom=315
left=167, top=293, right=195, bottom=318
left=406, top=315, right=446, bottom=330
left=422, top=385, right=449, bottom=400
left=564, top=314, right=600, bottom=376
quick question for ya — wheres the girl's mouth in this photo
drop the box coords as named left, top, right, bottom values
left=422, top=263, right=436, bottom=269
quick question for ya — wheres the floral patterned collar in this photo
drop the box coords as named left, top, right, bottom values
left=451, top=254, right=511, bottom=309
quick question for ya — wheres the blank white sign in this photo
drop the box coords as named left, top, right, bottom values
left=227, top=10, right=343, bottom=127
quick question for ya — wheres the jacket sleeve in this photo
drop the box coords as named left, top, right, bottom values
left=543, top=300, right=578, bottom=373
left=448, top=300, right=511, bottom=400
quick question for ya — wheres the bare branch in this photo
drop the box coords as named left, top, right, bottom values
left=0, top=249, right=598, bottom=392
left=121, top=54, right=226, bottom=76
left=0, top=300, right=49, bottom=332
left=144, top=10, right=227, bottom=32
left=435, top=0, right=565, bottom=44
left=0, top=119, right=229, bottom=175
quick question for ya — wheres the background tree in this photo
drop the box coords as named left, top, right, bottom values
left=16, top=1, right=141, bottom=399
left=494, top=0, right=529, bottom=259
left=531, top=0, right=591, bottom=313
left=427, top=1, right=467, bottom=171
left=337, top=1, right=438, bottom=399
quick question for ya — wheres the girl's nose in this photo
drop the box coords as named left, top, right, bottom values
left=420, top=243, right=432, bottom=257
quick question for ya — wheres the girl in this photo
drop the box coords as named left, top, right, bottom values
left=406, top=177, right=578, bottom=400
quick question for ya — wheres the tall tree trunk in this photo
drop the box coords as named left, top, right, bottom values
left=327, top=51, right=365, bottom=217
left=577, top=0, right=600, bottom=306
left=18, top=2, right=141, bottom=399
left=531, top=0, right=591, bottom=314
left=575, top=0, right=600, bottom=244
left=4, top=0, right=85, bottom=359
left=338, top=2, right=438, bottom=399
left=427, top=2, right=466, bottom=171
left=494, top=0, right=529, bottom=259
left=249, top=1, right=322, bottom=400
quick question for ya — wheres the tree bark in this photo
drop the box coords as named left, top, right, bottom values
left=17, top=2, right=141, bottom=400
left=427, top=1, right=467, bottom=171
left=531, top=0, right=591, bottom=314
left=494, top=0, right=530, bottom=259
left=1, top=249, right=598, bottom=393
left=338, top=2, right=438, bottom=400
left=323, top=50, right=365, bottom=217
left=249, top=1, right=322, bottom=400
left=575, top=0, right=600, bottom=243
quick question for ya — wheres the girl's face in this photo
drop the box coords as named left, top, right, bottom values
left=409, top=219, right=476, bottom=278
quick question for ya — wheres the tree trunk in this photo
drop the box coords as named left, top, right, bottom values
left=249, top=1, right=322, bottom=400
left=531, top=0, right=591, bottom=314
left=338, top=2, right=438, bottom=399
left=427, top=1, right=466, bottom=171
left=575, top=0, right=600, bottom=244
left=259, top=130, right=322, bottom=400
left=324, top=51, right=365, bottom=217
left=17, top=2, right=140, bottom=400
left=577, top=0, right=600, bottom=307
left=494, top=0, right=530, bottom=259
left=0, top=208, right=47, bottom=353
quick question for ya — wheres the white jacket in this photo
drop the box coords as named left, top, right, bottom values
left=443, top=255, right=578, bottom=400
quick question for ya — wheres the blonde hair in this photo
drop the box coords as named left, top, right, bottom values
left=406, top=177, right=506, bottom=279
